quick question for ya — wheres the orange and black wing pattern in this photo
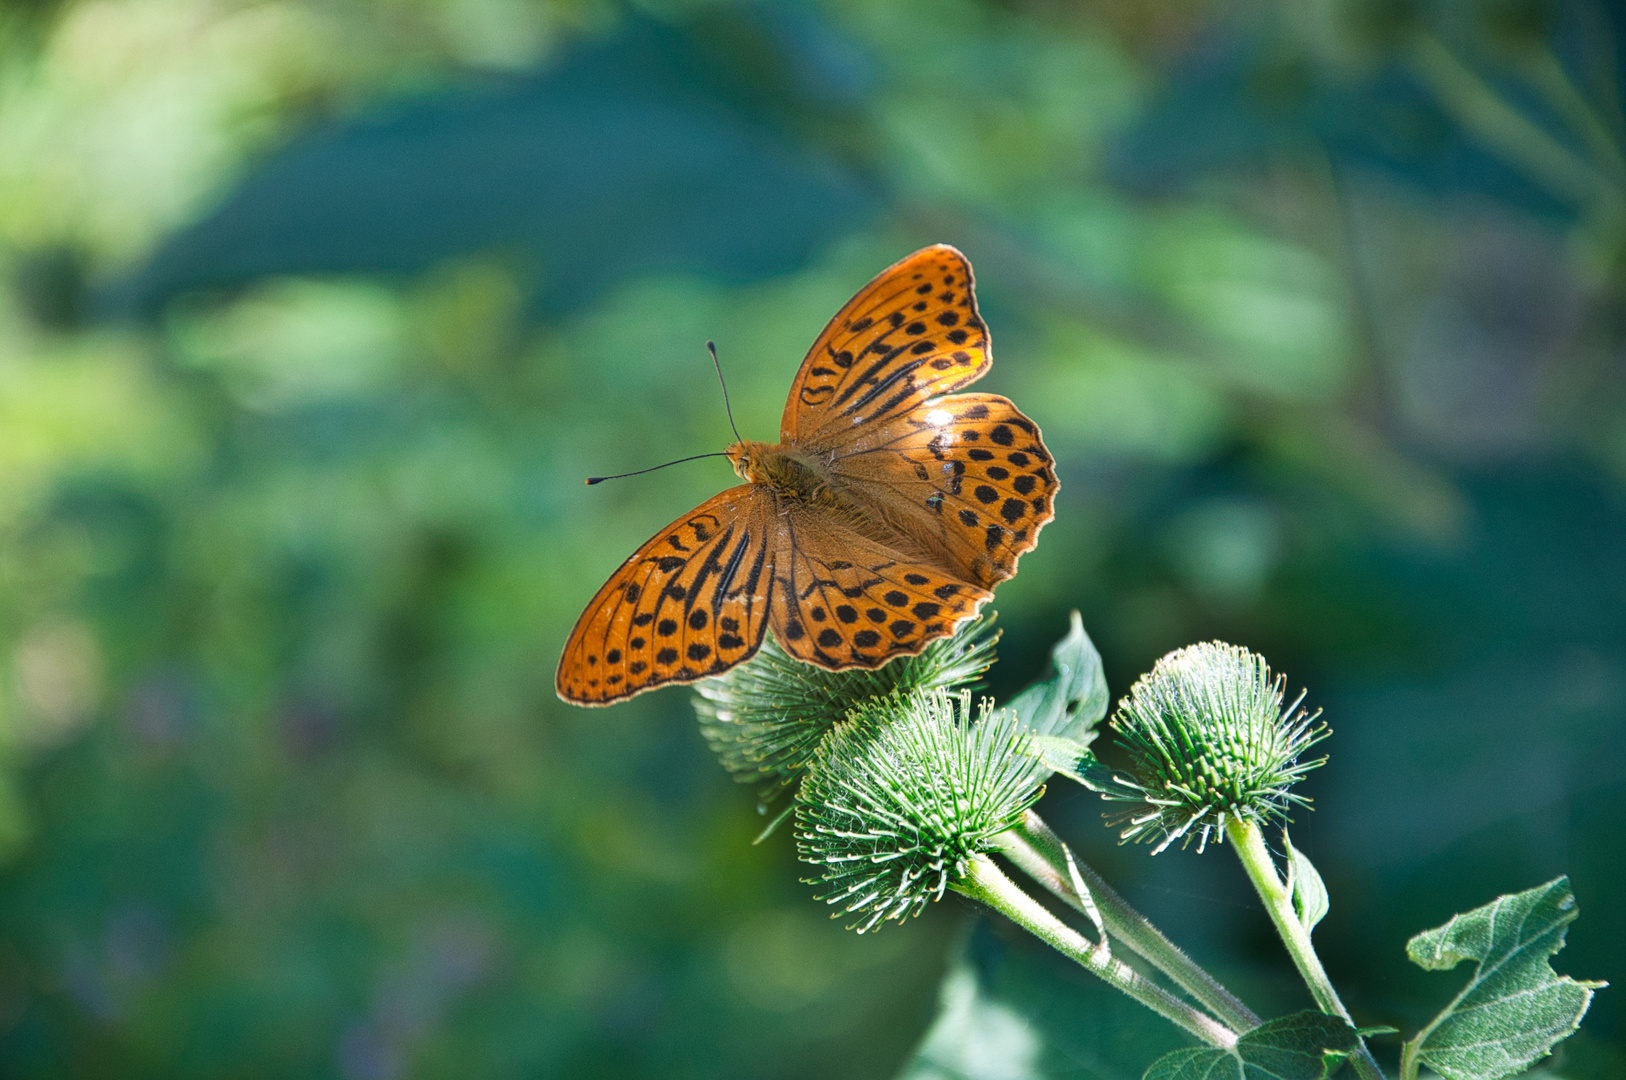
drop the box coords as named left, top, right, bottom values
left=826, top=392, right=1057, bottom=590
left=556, top=488, right=776, bottom=704
left=781, top=245, right=990, bottom=443
left=765, top=504, right=993, bottom=670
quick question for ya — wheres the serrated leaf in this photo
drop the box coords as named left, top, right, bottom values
left=1403, top=877, right=1604, bottom=1080
left=1143, top=1011, right=1358, bottom=1080
left=1284, top=833, right=1328, bottom=936
left=1006, top=611, right=1108, bottom=745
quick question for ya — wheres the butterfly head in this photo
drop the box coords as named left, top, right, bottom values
left=725, top=440, right=772, bottom=486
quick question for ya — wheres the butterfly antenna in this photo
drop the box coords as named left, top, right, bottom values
left=708, top=340, right=744, bottom=445
left=586, top=341, right=741, bottom=485
left=585, top=453, right=729, bottom=485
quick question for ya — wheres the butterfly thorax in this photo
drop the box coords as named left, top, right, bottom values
left=727, top=441, right=838, bottom=506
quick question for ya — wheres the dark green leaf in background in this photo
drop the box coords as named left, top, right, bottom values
left=900, top=920, right=1191, bottom=1080
left=1141, top=1011, right=1358, bottom=1080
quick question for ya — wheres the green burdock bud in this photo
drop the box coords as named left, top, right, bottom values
left=1106, top=642, right=1327, bottom=854
left=796, top=688, right=1048, bottom=933
left=693, top=617, right=998, bottom=802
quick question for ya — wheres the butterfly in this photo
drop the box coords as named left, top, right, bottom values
left=556, top=245, right=1056, bottom=705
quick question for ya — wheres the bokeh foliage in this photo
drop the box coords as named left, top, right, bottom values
left=0, top=0, right=1622, bottom=1076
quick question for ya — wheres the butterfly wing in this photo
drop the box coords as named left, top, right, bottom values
left=781, top=245, right=990, bottom=443
left=766, top=503, right=994, bottom=669
left=561, top=245, right=1044, bottom=697
left=822, top=392, right=1057, bottom=591
left=556, top=487, right=777, bottom=705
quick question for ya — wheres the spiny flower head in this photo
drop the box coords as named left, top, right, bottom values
left=796, top=688, right=1048, bottom=933
left=1106, top=642, right=1326, bottom=854
left=693, top=618, right=998, bottom=802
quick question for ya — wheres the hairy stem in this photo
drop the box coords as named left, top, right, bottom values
left=1226, top=818, right=1386, bottom=1080
left=1398, top=1036, right=1424, bottom=1080
left=996, top=811, right=1261, bottom=1033
left=956, top=853, right=1239, bottom=1049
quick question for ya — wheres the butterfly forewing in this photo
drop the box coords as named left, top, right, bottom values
left=825, top=393, right=1057, bottom=590
left=781, top=245, right=990, bottom=443
left=556, top=488, right=776, bottom=705
left=767, top=505, right=994, bottom=670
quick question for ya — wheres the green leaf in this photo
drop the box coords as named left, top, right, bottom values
left=1402, top=877, right=1604, bottom=1080
left=901, top=959, right=1046, bottom=1080
left=1005, top=612, right=1108, bottom=785
left=1143, top=1011, right=1358, bottom=1080
left=1006, top=610, right=1108, bottom=744
left=1284, top=833, right=1328, bottom=936
left=1026, top=735, right=1097, bottom=784
left=1035, top=744, right=1144, bottom=798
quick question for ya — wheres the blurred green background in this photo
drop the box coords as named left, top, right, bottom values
left=0, top=0, right=1622, bottom=1075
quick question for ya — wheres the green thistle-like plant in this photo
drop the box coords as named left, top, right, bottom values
left=1106, top=642, right=1327, bottom=854
left=692, top=618, right=999, bottom=802
left=795, top=688, right=1049, bottom=933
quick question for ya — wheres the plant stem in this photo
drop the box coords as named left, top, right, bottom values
left=956, top=853, right=1240, bottom=1049
left=1398, top=1037, right=1424, bottom=1080
left=996, top=811, right=1261, bottom=1034
left=1225, top=818, right=1386, bottom=1080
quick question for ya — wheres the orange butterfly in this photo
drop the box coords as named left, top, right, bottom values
left=556, top=245, right=1056, bottom=705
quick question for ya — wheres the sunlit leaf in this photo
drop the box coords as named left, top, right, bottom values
left=1005, top=611, right=1108, bottom=781
left=1284, top=833, right=1328, bottom=936
left=1403, top=877, right=1603, bottom=1080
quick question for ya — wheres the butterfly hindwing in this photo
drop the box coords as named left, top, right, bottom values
left=781, top=245, right=990, bottom=442
left=767, top=505, right=994, bottom=669
left=556, top=488, right=776, bottom=705
left=825, top=392, right=1057, bottom=590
